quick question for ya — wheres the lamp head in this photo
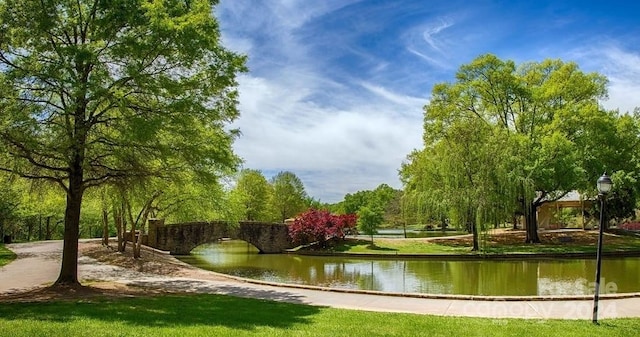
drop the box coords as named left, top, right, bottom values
left=597, top=172, right=613, bottom=195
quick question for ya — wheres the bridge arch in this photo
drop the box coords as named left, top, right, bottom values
left=148, top=219, right=295, bottom=255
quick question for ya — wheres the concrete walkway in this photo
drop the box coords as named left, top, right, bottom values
left=2, top=240, right=640, bottom=320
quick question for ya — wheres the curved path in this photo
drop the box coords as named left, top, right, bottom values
left=2, top=240, right=640, bottom=320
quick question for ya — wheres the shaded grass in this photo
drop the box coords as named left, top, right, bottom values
left=0, top=293, right=639, bottom=336
left=0, top=244, right=16, bottom=267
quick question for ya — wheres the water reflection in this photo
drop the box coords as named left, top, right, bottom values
left=176, top=240, right=640, bottom=296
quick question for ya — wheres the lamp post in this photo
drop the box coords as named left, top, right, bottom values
left=593, top=172, right=612, bottom=324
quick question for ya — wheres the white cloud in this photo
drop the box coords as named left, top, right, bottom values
left=401, top=16, right=462, bottom=70
left=231, top=73, right=424, bottom=202
left=215, top=1, right=640, bottom=204
left=598, top=47, right=640, bottom=113
left=421, top=17, right=454, bottom=54
left=568, top=44, right=640, bottom=114
left=360, top=82, right=427, bottom=109
left=217, top=1, right=428, bottom=202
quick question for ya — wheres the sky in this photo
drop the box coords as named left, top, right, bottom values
left=215, top=0, right=640, bottom=203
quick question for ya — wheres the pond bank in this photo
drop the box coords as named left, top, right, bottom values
left=3, top=240, right=640, bottom=319
left=290, top=250, right=640, bottom=260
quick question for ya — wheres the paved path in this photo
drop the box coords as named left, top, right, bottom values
left=2, top=240, right=640, bottom=320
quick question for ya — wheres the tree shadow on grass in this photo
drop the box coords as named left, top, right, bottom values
left=365, top=244, right=397, bottom=252
left=0, top=292, right=321, bottom=331
left=333, top=238, right=397, bottom=252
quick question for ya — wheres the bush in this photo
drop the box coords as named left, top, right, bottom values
left=288, top=209, right=357, bottom=246
left=619, top=222, right=640, bottom=231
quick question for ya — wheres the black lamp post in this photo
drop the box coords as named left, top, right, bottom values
left=593, top=172, right=612, bottom=324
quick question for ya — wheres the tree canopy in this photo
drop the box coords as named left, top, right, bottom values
left=270, top=171, right=308, bottom=222
left=230, top=169, right=272, bottom=221
left=401, top=54, right=640, bottom=246
left=0, top=0, right=246, bottom=285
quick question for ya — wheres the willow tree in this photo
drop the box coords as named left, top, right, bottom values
left=0, top=0, right=246, bottom=286
left=403, top=54, right=627, bottom=244
left=402, top=109, right=516, bottom=251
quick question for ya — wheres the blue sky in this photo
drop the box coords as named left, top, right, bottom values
left=215, top=0, right=640, bottom=203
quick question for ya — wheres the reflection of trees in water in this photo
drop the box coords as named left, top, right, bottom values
left=600, top=259, right=640, bottom=293
left=185, top=241, right=640, bottom=295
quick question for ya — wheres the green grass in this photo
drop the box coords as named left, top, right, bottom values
left=333, top=238, right=469, bottom=254
left=479, top=241, right=640, bottom=255
left=0, top=244, right=16, bottom=267
left=0, top=293, right=638, bottom=336
left=331, top=235, right=640, bottom=255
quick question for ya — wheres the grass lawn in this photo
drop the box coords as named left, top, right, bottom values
left=331, top=230, right=640, bottom=255
left=333, top=238, right=469, bottom=254
left=0, top=244, right=16, bottom=267
left=0, top=293, right=639, bottom=337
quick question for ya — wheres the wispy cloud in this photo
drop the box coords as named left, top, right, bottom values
left=597, top=47, right=640, bottom=113
left=567, top=44, right=640, bottom=113
left=217, top=0, right=640, bottom=202
left=421, top=17, right=454, bottom=54
left=232, top=73, right=424, bottom=202
left=217, top=1, right=430, bottom=202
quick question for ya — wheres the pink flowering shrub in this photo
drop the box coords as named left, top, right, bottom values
left=619, top=222, right=640, bottom=231
left=288, top=208, right=358, bottom=245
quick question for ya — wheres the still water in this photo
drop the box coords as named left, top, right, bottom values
left=177, top=240, right=640, bottom=296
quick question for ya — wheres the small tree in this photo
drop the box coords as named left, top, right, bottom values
left=357, top=206, right=383, bottom=244
left=230, top=169, right=272, bottom=221
left=270, top=171, right=308, bottom=222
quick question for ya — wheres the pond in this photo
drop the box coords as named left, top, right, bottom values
left=177, top=240, right=640, bottom=296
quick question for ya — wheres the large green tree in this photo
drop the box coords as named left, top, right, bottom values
left=402, top=54, right=636, bottom=244
left=0, top=0, right=246, bottom=285
left=230, top=169, right=272, bottom=221
left=270, top=171, right=308, bottom=222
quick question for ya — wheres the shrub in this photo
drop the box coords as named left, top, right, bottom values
left=288, top=209, right=357, bottom=245
left=619, top=222, right=640, bottom=231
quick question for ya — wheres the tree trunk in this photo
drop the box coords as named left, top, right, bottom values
left=26, top=217, right=33, bottom=241
left=55, top=172, right=84, bottom=286
left=101, top=207, right=109, bottom=246
left=45, top=217, right=52, bottom=240
left=124, top=197, right=141, bottom=259
left=524, top=201, right=540, bottom=243
left=471, top=222, right=479, bottom=251
left=131, top=219, right=139, bottom=258
left=403, top=219, right=407, bottom=238
left=38, top=215, right=42, bottom=240
left=115, top=206, right=126, bottom=252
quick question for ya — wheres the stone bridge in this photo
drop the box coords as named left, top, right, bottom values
left=147, top=219, right=295, bottom=255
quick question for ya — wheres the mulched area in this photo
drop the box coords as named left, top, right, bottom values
left=80, top=240, right=188, bottom=276
left=0, top=241, right=193, bottom=303
left=430, top=229, right=628, bottom=247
